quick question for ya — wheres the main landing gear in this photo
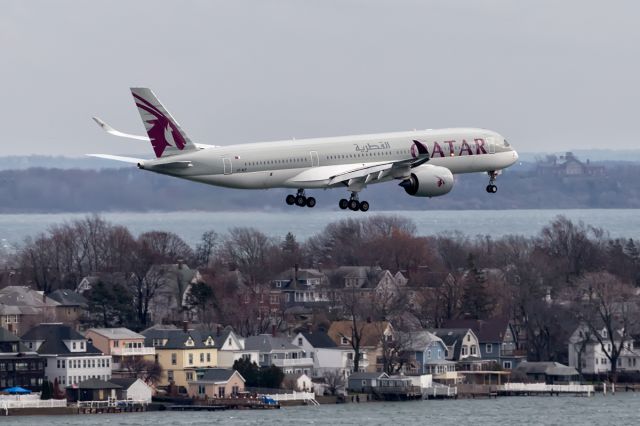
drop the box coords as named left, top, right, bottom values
left=339, top=192, right=369, bottom=212
left=286, top=189, right=316, bottom=208
left=486, top=171, right=498, bottom=194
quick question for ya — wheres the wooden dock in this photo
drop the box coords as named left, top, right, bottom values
left=498, top=383, right=594, bottom=397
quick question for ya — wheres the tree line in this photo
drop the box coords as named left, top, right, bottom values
left=3, top=214, right=640, bottom=378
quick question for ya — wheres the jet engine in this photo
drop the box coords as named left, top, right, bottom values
left=399, top=164, right=454, bottom=197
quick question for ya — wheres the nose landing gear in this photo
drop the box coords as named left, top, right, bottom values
left=486, top=171, right=498, bottom=193
left=286, top=189, right=316, bottom=208
left=339, top=192, right=369, bottom=212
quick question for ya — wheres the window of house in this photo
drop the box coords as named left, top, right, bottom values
left=467, top=335, right=471, bottom=342
left=171, top=353, right=177, bottom=365
left=168, top=370, right=174, bottom=381
left=232, top=385, right=239, bottom=395
left=189, top=354, right=194, bottom=365
left=341, top=337, right=349, bottom=345
left=503, top=361, right=512, bottom=369
left=461, top=346, right=467, bottom=356
left=186, top=372, right=193, bottom=381
left=81, top=341, right=85, bottom=350
left=198, top=385, right=205, bottom=395
left=200, top=353, right=204, bottom=363
left=486, top=344, right=493, bottom=353
left=298, top=338, right=303, bottom=346
left=426, top=350, right=431, bottom=359
left=471, top=346, right=477, bottom=355
left=72, top=342, right=76, bottom=350
left=207, top=353, right=211, bottom=363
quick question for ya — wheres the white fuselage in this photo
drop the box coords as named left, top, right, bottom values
left=140, top=127, right=518, bottom=190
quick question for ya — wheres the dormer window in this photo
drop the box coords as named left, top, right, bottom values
left=72, top=342, right=76, bottom=350
left=205, top=337, right=214, bottom=347
left=81, top=341, right=85, bottom=350
left=341, top=337, right=349, bottom=345
left=185, top=337, right=195, bottom=347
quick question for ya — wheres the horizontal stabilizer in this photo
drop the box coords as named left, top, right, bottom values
left=146, top=161, right=193, bottom=170
left=87, top=154, right=144, bottom=164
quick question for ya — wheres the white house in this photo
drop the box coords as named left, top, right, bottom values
left=292, top=331, right=355, bottom=378
left=110, top=377, right=153, bottom=403
left=214, top=330, right=260, bottom=368
left=568, top=324, right=640, bottom=375
left=21, top=323, right=112, bottom=390
left=283, top=372, right=313, bottom=392
left=244, top=334, right=313, bottom=375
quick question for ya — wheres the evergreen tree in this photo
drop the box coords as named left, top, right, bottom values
left=232, top=358, right=260, bottom=387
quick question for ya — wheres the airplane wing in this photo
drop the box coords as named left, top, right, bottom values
left=92, top=116, right=218, bottom=149
left=288, top=140, right=430, bottom=188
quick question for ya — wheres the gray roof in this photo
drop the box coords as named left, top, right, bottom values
left=244, top=334, right=299, bottom=352
left=515, top=362, right=579, bottom=377
left=87, top=328, right=144, bottom=340
left=301, top=332, right=337, bottom=349
left=48, top=290, right=88, bottom=308
left=429, top=328, right=472, bottom=359
left=348, top=372, right=388, bottom=381
left=141, top=327, right=216, bottom=349
left=0, top=327, right=20, bottom=343
left=402, top=330, right=445, bottom=351
left=109, top=377, right=140, bottom=389
left=21, top=324, right=102, bottom=356
left=195, top=368, right=243, bottom=383
left=72, top=378, right=121, bottom=389
left=0, top=286, right=60, bottom=308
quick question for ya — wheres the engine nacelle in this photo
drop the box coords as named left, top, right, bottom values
left=400, top=164, right=454, bottom=197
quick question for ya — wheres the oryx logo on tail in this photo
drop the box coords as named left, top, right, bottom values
left=133, top=92, right=187, bottom=157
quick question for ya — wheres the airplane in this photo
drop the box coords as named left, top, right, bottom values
left=90, top=88, right=519, bottom=212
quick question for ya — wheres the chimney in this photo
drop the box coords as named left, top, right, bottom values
left=272, top=324, right=277, bottom=337
left=182, top=321, right=189, bottom=333
left=216, top=325, right=221, bottom=337
left=294, top=263, right=299, bottom=283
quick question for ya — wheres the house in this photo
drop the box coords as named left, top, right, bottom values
left=187, top=368, right=245, bottom=399
left=442, top=318, right=526, bottom=369
left=0, top=327, right=45, bottom=391
left=84, top=328, right=155, bottom=372
left=21, top=323, right=113, bottom=390
left=292, top=331, right=355, bottom=378
left=429, top=328, right=483, bottom=369
left=213, top=329, right=259, bottom=368
left=327, top=321, right=394, bottom=372
left=568, top=324, right=640, bottom=375
left=76, top=272, right=132, bottom=295
left=140, top=325, right=218, bottom=388
left=272, top=267, right=332, bottom=306
left=110, top=377, right=153, bottom=403
left=401, top=330, right=456, bottom=376
left=244, top=334, right=314, bottom=375
left=145, top=263, right=201, bottom=324
left=66, top=378, right=121, bottom=402
left=283, top=372, right=313, bottom=392
left=535, top=152, right=605, bottom=177
left=514, top=361, right=579, bottom=384
left=347, top=371, right=388, bottom=392
left=47, top=290, right=88, bottom=324
left=0, top=286, right=61, bottom=335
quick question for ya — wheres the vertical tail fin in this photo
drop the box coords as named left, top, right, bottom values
left=130, top=88, right=198, bottom=158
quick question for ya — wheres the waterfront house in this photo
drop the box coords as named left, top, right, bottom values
left=110, top=377, right=153, bottom=403
left=214, top=329, right=260, bottom=368
left=66, top=378, right=121, bottom=402
left=141, top=324, right=218, bottom=388
left=0, top=327, right=45, bottom=391
left=21, top=323, right=112, bottom=390
left=347, top=371, right=388, bottom=392
left=244, top=334, right=313, bottom=375
left=429, top=328, right=482, bottom=366
left=187, top=368, right=245, bottom=399
left=401, top=330, right=456, bottom=376
left=292, top=331, right=355, bottom=378
left=514, top=361, right=579, bottom=384
left=327, top=321, right=393, bottom=372
left=568, top=324, right=640, bottom=375
left=442, top=318, right=526, bottom=369
left=84, top=327, right=155, bottom=372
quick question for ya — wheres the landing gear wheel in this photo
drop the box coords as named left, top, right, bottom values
left=306, top=197, right=316, bottom=208
left=348, top=199, right=360, bottom=211
left=339, top=199, right=349, bottom=210
left=486, top=184, right=497, bottom=193
left=295, top=195, right=307, bottom=207
left=286, top=194, right=296, bottom=205
left=359, top=201, right=370, bottom=212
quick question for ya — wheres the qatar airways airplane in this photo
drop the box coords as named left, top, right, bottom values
left=90, top=88, right=518, bottom=211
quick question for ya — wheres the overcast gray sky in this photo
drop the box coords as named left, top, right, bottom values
left=1, top=0, right=638, bottom=156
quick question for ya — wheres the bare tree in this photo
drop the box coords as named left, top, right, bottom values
left=573, top=272, right=640, bottom=381
left=322, top=369, right=345, bottom=396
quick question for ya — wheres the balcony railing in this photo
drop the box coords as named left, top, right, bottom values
left=111, top=347, right=156, bottom=356
left=271, top=357, right=314, bottom=368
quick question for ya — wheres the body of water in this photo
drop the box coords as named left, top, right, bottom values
left=0, top=209, right=639, bottom=249
left=2, top=394, right=640, bottom=425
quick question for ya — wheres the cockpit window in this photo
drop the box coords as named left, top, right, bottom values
left=503, top=139, right=510, bottom=147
